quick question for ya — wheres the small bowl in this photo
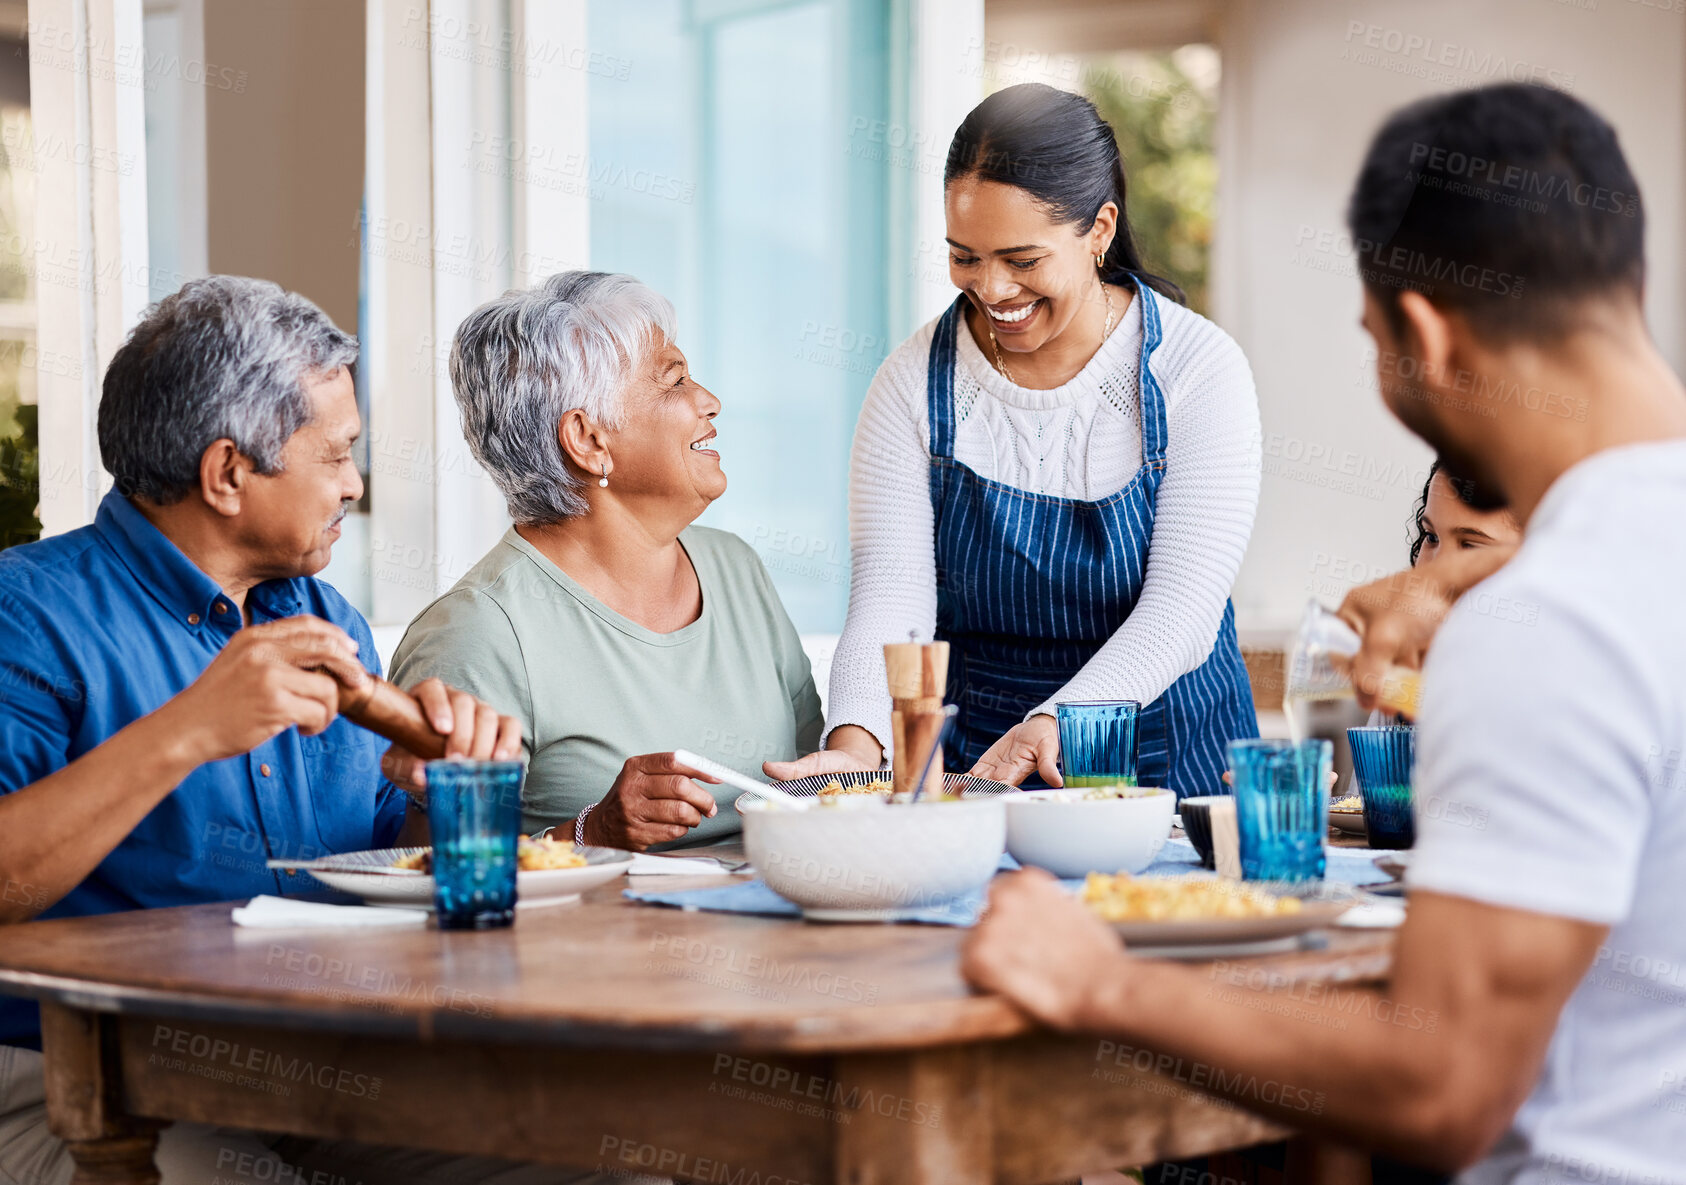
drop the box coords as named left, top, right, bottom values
left=1176, top=796, right=1231, bottom=870
left=1004, top=787, right=1175, bottom=878
left=740, top=796, right=1006, bottom=921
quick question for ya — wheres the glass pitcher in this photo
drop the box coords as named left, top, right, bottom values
left=1284, top=600, right=1420, bottom=742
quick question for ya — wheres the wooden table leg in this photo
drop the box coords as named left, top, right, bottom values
left=64, top=1134, right=162, bottom=1185
left=39, top=1003, right=163, bottom=1185
left=832, top=1046, right=992, bottom=1185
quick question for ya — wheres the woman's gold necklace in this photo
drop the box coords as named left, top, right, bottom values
left=987, top=281, right=1115, bottom=387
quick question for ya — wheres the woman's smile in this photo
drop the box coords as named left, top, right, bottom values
left=689, top=429, right=719, bottom=459
left=984, top=297, right=1044, bottom=334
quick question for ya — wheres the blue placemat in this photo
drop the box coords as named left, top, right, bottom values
left=622, top=839, right=1391, bottom=927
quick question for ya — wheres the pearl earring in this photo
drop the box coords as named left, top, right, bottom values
left=598, top=465, right=609, bottom=488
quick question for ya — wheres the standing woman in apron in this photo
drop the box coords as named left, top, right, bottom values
left=769, top=83, right=1260, bottom=794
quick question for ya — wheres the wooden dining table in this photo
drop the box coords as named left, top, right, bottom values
left=0, top=842, right=1395, bottom=1185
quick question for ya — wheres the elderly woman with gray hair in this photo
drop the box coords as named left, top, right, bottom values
left=391, top=271, right=823, bottom=851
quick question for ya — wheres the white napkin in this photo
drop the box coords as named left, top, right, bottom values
left=1336, top=901, right=1408, bottom=929
left=627, top=853, right=742, bottom=876
left=232, top=895, right=427, bottom=928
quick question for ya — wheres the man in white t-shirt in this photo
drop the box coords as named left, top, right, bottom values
left=961, top=82, right=1686, bottom=1181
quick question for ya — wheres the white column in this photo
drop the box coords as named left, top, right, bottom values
left=427, top=0, right=518, bottom=592
left=364, top=0, right=438, bottom=625
left=509, top=0, right=589, bottom=287
left=903, top=0, right=983, bottom=332
left=29, top=0, right=150, bottom=535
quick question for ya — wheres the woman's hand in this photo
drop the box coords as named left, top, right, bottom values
left=1334, top=545, right=1511, bottom=711
left=583, top=753, right=721, bottom=851
left=763, top=724, right=883, bottom=782
left=381, top=678, right=524, bottom=795
left=970, top=714, right=1062, bottom=787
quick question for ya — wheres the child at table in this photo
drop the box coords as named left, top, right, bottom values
left=1361, top=463, right=1523, bottom=727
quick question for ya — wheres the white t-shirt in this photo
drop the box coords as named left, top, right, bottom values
left=1409, top=441, right=1686, bottom=1184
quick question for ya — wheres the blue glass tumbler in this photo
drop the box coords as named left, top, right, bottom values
left=425, top=760, right=523, bottom=930
left=1056, top=700, right=1141, bottom=790
left=1228, top=739, right=1330, bottom=883
left=1347, top=726, right=1416, bottom=850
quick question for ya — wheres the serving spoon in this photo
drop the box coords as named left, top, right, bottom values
left=672, top=749, right=813, bottom=810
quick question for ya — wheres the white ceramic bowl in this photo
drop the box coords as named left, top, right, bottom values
left=1005, top=788, right=1176, bottom=877
left=740, top=796, right=1006, bottom=921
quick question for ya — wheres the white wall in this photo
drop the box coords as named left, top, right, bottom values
left=1217, top=0, right=1686, bottom=638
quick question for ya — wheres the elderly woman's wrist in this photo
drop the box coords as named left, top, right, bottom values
left=573, top=803, right=599, bottom=846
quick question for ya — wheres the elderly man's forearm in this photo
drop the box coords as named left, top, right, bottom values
left=0, top=712, right=206, bottom=923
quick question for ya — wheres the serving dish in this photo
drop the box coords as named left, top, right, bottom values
left=739, top=795, right=1006, bottom=921
left=1005, top=787, right=1175, bottom=877
left=295, top=845, right=633, bottom=908
left=1329, top=810, right=1368, bottom=835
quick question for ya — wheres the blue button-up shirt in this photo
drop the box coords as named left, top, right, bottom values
left=0, top=492, right=407, bottom=1048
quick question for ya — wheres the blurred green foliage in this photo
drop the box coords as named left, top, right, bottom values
left=1084, top=48, right=1218, bottom=315
left=0, top=400, right=39, bottom=549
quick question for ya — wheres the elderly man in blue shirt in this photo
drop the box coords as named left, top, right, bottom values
left=0, top=277, right=621, bottom=1185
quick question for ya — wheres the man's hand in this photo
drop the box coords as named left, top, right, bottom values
left=161, top=616, right=369, bottom=765
left=961, top=869, right=1124, bottom=1028
left=584, top=753, right=721, bottom=851
left=764, top=724, right=882, bottom=782
left=1336, top=545, right=1513, bottom=711
left=381, top=677, right=524, bottom=794
left=970, top=714, right=1062, bottom=787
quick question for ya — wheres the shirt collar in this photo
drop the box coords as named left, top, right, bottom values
left=93, top=492, right=308, bottom=625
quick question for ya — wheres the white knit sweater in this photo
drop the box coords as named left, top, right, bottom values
left=827, top=291, right=1262, bottom=755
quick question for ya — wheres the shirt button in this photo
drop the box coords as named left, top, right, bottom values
left=260, top=764, right=272, bottom=777
left=215, top=601, right=228, bottom=614
left=187, top=613, right=200, bottom=625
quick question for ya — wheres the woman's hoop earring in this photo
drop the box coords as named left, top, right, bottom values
left=598, top=465, right=609, bottom=488
left=1095, top=254, right=1105, bottom=269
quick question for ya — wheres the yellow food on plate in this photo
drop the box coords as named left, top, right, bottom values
left=391, top=835, right=588, bottom=874
left=1080, top=872, right=1303, bottom=922
left=1330, top=795, right=1364, bottom=813
left=818, top=778, right=895, bottom=797
left=518, top=834, right=589, bottom=871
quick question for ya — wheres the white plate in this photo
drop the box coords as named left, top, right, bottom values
left=1101, top=883, right=1362, bottom=946
left=1329, top=810, right=1367, bottom=835
left=299, top=845, right=632, bottom=908
left=732, top=770, right=1016, bottom=814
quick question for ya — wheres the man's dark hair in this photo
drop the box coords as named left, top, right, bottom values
left=98, top=276, right=358, bottom=504
left=1347, top=83, right=1644, bottom=340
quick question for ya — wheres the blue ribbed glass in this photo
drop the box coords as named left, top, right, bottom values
left=1347, top=726, right=1416, bottom=850
left=1056, top=700, right=1141, bottom=788
left=425, top=760, right=524, bottom=930
left=1229, top=739, right=1330, bottom=883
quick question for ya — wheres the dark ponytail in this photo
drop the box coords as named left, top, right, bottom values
left=945, top=82, right=1184, bottom=305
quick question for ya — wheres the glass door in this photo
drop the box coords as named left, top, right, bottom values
left=588, top=0, right=897, bottom=633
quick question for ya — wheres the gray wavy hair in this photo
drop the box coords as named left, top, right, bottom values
left=97, top=276, right=358, bottom=503
left=450, top=271, right=677, bottom=523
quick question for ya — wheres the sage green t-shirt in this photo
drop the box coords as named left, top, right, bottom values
left=389, top=525, right=823, bottom=846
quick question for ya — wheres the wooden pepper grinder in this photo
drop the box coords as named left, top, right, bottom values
left=883, top=639, right=950, bottom=799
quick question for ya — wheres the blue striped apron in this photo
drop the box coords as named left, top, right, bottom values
left=927, top=281, right=1258, bottom=798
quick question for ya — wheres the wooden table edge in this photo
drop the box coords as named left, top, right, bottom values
left=0, top=966, right=1037, bottom=1054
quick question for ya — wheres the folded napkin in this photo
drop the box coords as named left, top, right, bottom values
left=231, top=895, right=427, bottom=928
left=627, top=853, right=744, bottom=876
left=1336, top=901, right=1408, bottom=929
